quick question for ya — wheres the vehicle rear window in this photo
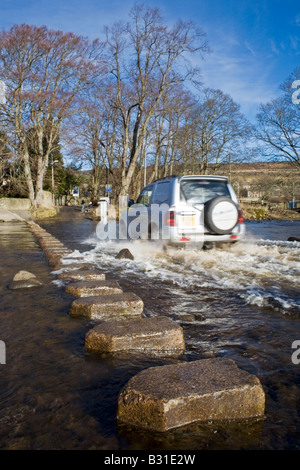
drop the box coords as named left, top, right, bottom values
left=180, top=179, right=230, bottom=204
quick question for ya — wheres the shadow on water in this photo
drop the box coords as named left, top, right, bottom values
left=0, top=209, right=299, bottom=449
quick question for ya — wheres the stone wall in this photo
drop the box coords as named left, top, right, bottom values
left=0, top=197, right=31, bottom=210
left=0, top=191, right=54, bottom=210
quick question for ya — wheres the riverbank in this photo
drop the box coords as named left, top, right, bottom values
left=1, top=199, right=300, bottom=224
left=240, top=203, right=300, bottom=221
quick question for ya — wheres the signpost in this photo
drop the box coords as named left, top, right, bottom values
left=72, top=186, right=79, bottom=198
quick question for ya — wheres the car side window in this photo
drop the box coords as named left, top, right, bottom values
left=136, top=185, right=153, bottom=206
left=152, top=182, right=171, bottom=205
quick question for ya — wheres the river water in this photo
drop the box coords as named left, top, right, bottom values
left=0, top=209, right=299, bottom=450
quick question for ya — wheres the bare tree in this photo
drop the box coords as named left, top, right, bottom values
left=147, top=85, right=195, bottom=181
left=104, top=4, right=209, bottom=197
left=256, top=68, right=300, bottom=168
left=175, top=88, right=251, bottom=174
left=69, top=80, right=125, bottom=199
left=70, top=95, right=107, bottom=200
left=0, top=24, right=103, bottom=207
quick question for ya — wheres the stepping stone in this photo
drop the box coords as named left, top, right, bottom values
left=51, top=263, right=94, bottom=273
left=117, top=358, right=265, bottom=432
left=48, top=257, right=64, bottom=266
left=39, top=240, right=66, bottom=248
left=116, top=248, right=134, bottom=260
left=45, top=253, right=72, bottom=265
left=9, top=270, right=42, bottom=289
left=13, top=270, right=37, bottom=282
left=40, top=245, right=67, bottom=252
left=65, top=280, right=123, bottom=297
left=44, top=249, right=73, bottom=257
left=36, top=234, right=58, bottom=240
left=69, top=292, right=144, bottom=320
left=48, top=256, right=83, bottom=266
left=58, top=270, right=106, bottom=281
left=85, top=316, right=185, bottom=354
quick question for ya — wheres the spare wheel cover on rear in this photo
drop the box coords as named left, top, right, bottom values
left=205, top=196, right=239, bottom=234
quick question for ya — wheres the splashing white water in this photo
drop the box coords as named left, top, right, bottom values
left=79, top=233, right=300, bottom=315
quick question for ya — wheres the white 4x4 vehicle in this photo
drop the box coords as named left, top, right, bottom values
left=119, top=175, right=245, bottom=247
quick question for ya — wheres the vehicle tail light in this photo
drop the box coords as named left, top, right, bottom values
left=230, top=235, right=238, bottom=239
left=181, top=237, right=190, bottom=241
left=166, top=210, right=176, bottom=226
left=238, top=209, right=244, bottom=224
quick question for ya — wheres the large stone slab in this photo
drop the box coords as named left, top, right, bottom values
left=48, top=256, right=84, bottom=266
left=65, top=280, right=123, bottom=297
left=36, top=234, right=59, bottom=239
left=36, top=235, right=59, bottom=241
left=69, top=292, right=144, bottom=320
left=39, top=241, right=67, bottom=249
left=85, top=316, right=185, bottom=354
left=58, top=270, right=106, bottom=281
left=44, top=249, right=73, bottom=259
left=47, top=256, right=64, bottom=266
left=51, top=263, right=95, bottom=273
left=45, top=254, right=72, bottom=265
left=117, top=358, right=265, bottom=432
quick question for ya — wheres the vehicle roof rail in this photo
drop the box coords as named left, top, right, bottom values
left=152, top=175, right=177, bottom=183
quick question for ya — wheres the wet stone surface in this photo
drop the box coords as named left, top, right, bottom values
left=58, top=270, right=106, bottom=281
left=65, top=280, right=123, bottom=297
left=85, top=316, right=185, bottom=354
left=117, top=358, right=265, bottom=432
left=9, top=270, right=43, bottom=289
left=51, top=263, right=96, bottom=273
left=69, top=292, right=145, bottom=320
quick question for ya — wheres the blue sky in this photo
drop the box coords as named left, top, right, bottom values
left=0, top=0, right=299, bottom=123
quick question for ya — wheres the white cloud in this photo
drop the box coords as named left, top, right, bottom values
left=200, top=40, right=280, bottom=123
left=245, top=41, right=256, bottom=57
left=270, top=39, right=280, bottom=56
left=290, top=35, right=300, bottom=53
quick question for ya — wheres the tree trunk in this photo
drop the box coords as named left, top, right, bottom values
left=22, top=149, right=35, bottom=207
left=35, top=153, right=47, bottom=207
